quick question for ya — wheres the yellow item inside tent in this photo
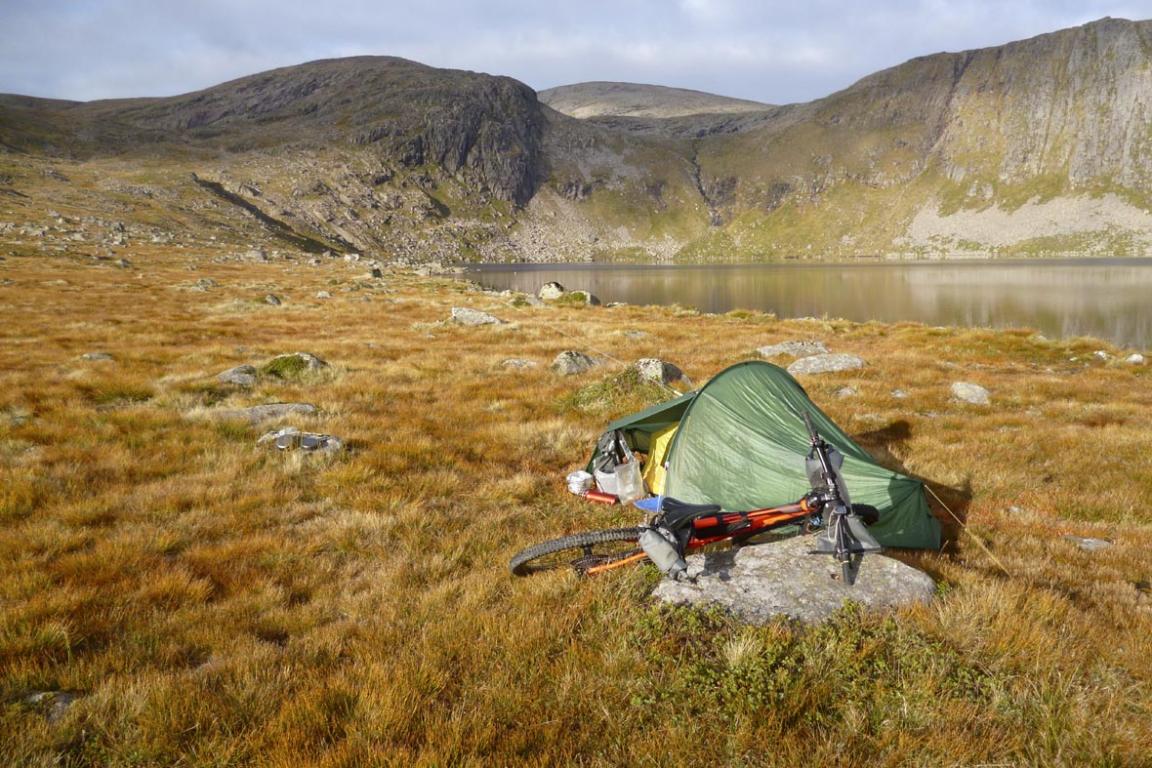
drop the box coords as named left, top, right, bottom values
left=641, top=424, right=678, bottom=495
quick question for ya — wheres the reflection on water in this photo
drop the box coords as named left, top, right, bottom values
left=462, top=260, right=1152, bottom=348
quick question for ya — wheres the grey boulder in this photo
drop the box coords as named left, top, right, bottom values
left=537, top=281, right=566, bottom=300
left=635, top=358, right=690, bottom=386
left=258, top=426, right=343, bottom=454
left=758, top=340, right=828, bottom=359
left=786, top=353, right=864, bottom=375
left=951, top=381, right=990, bottom=405
left=652, top=534, right=935, bottom=625
left=451, top=307, right=504, bottom=326
left=217, top=364, right=258, bottom=387
left=552, top=350, right=599, bottom=376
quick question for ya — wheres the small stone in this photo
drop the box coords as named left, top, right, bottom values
left=835, top=386, right=858, bottom=398
left=1093, top=350, right=1112, bottom=361
left=115, top=258, right=132, bottom=269
left=552, top=350, right=599, bottom=376
left=1063, top=535, right=1112, bottom=552
left=370, top=267, right=383, bottom=278
left=264, top=294, right=282, bottom=306
left=24, top=691, right=79, bottom=723
left=635, top=358, right=690, bottom=386
left=622, top=330, right=648, bottom=340
left=451, top=307, right=504, bottom=326
left=891, top=389, right=908, bottom=399
left=258, top=426, right=343, bottom=454
left=244, top=248, right=268, bottom=262
left=1126, top=353, right=1145, bottom=365
left=538, top=281, right=566, bottom=300
left=786, top=353, right=864, bottom=375
left=217, top=364, right=258, bottom=387
left=501, top=358, right=538, bottom=369
left=951, top=381, right=990, bottom=405
left=757, top=340, right=828, bottom=359
left=195, top=277, right=218, bottom=290
left=315, top=290, right=331, bottom=299
left=79, top=352, right=114, bottom=362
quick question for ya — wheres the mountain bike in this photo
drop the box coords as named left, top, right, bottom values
left=510, top=411, right=882, bottom=583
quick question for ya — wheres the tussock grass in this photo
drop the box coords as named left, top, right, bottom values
left=1, top=246, right=1151, bottom=765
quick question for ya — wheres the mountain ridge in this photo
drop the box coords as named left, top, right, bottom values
left=2, top=17, right=1151, bottom=263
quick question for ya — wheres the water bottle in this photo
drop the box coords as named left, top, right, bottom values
left=640, top=527, right=688, bottom=581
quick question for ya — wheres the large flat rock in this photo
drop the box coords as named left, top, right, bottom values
left=652, top=533, right=935, bottom=624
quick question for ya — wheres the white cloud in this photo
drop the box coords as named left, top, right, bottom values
left=0, top=0, right=1143, bottom=103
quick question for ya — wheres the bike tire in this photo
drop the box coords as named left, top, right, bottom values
left=509, top=527, right=646, bottom=576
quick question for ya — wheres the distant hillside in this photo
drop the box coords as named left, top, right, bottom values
left=539, top=81, right=771, bottom=119
left=3, top=18, right=1152, bottom=263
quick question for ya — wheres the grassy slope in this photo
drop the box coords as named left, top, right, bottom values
left=1, top=240, right=1151, bottom=765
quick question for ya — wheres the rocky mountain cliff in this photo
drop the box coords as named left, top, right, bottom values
left=2, top=17, right=1152, bottom=262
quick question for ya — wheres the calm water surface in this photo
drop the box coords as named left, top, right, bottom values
left=462, top=260, right=1152, bottom=349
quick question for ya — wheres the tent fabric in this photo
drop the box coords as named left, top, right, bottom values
left=641, top=424, right=678, bottom=495
left=662, top=361, right=940, bottom=549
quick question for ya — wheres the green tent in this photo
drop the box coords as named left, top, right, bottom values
left=594, top=361, right=941, bottom=549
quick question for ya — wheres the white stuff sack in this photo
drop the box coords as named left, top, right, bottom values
left=566, top=470, right=593, bottom=496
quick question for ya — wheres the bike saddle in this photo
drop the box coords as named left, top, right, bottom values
left=659, top=497, right=722, bottom=530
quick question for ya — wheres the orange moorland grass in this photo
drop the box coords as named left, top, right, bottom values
left=1, top=244, right=1151, bottom=766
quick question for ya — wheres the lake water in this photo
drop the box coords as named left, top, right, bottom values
left=461, top=260, right=1152, bottom=350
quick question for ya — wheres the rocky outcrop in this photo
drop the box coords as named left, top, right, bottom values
left=651, top=534, right=936, bottom=624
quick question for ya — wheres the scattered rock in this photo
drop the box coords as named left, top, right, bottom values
left=501, top=358, right=538, bottom=369
left=786, top=353, right=864, bottom=375
left=652, top=534, right=935, bottom=625
left=24, top=691, right=79, bottom=723
left=217, top=364, right=258, bottom=387
left=835, top=386, right=858, bottom=398
left=1093, top=350, right=1112, bottom=361
left=206, top=403, right=318, bottom=425
left=79, top=352, right=114, bottom=362
left=451, top=307, right=504, bottom=326
left=1064, top=535, right=1112, bottom=552
left=262, top=352, right=328, bottom=379
left=115, top=258, right=132, bottom=269
left=244, top=248, right=268, bottom=263
left=195, top=277, right=218, bottom=290
left=264, top=294, right=282, bottom=306
left=552, top=350, right=599, bottom=376
left=635, top=358, right=690, bottom=386
left=538, top=281, right=566, bottom=300
left=315, top=290, right=331, bottom=299
left=257, top=426, right=343, bottom=454
left=1126, top=353, right=1146, bottom=365
left=757, top=340, right=828, bottom=359
left=951, top=381, right=990, bottom=405
left=564, top=290, right=601, bottom=306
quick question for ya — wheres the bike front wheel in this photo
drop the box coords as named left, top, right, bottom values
left=509, top=527, right=646, bottom=576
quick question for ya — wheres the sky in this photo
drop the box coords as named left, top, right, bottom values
left=1, top=0, right=1149, bottom=105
